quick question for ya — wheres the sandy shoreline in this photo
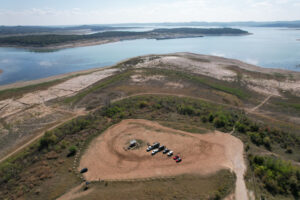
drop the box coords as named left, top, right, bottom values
left=1, top=52, right=300, bottom=92
left=0, top=39, right=120, bottom=51
left=0, top=66, right=113, bottom=91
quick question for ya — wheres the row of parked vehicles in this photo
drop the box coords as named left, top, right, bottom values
left=146, top=142, right=182, bottom=163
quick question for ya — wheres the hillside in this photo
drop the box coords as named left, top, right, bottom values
left=0, top=53, right=299, bottom=200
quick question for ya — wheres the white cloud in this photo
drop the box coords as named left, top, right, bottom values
left=0, top=0, right=299, bottom=25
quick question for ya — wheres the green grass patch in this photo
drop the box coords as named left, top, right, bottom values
left=143, top=68, right=249, bottom=99
left=77, top=170, right=235, bottom=200
left=275, top=102, right=300, bottom=111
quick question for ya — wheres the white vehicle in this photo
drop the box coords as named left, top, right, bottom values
left=146, top=146, right=153, bottom=152
left=167, top=151, right=173, bottom=156
left=151, top=149, right=159, bottom=155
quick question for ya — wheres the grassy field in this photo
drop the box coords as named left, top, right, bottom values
left=77, top=170, right=235, bottom=200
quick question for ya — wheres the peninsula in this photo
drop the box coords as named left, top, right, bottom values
left=0, top=28, right=249, bottom=50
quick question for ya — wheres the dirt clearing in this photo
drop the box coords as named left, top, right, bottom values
left=79, top=119, right=248, bottom=199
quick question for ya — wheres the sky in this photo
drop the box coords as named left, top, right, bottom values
left=0, top=0, right=300, bottom=25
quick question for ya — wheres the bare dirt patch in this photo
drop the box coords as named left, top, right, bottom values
left=79, top=119, right=248, bottom=199
left=132, top=53, right=300, bottom=97
left=0, top=68, right=118, bottom=161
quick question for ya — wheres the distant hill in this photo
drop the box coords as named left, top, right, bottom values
left=0, top=28, right=249, bottom=48
left=1, top=21, right=300, bottom=36
left=0, top=25, right=134, bottom=36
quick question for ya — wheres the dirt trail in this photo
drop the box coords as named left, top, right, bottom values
left=0, top=68, right=117, bottom=161
left=56, top=183, right=94, bottom=200
left=249, top=94, right=273, bottom=112
left=79, top=119, right=248, bottom=199
left=0, top=110, right=85, bottom=164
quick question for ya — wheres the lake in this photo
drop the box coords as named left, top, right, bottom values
left=0, top=27, right=300, bottom=85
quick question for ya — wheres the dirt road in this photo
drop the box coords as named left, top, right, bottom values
left=249, top=94, right=273, bottom=112
left=79, top=119, right=248, bottom=199
left=0, top=110, right=86, bottom=164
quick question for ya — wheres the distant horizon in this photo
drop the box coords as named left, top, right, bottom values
left=1, top=0, right=300, bottom=26
left=1, top=20, right=300, bottom=27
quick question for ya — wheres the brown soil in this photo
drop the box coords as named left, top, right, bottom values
left=79, top=119, right=248, bottom=199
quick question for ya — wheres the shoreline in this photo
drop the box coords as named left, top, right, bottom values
left=0, top=52, right=299, bottom=91
left=0, top=39, right=120, bottom=51
left=0, top=66, right=113, bottom=91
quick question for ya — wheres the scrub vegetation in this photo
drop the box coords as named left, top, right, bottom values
left=0, top=94, right=299, bottom=199
left=0, top=53, right=299, bottom=200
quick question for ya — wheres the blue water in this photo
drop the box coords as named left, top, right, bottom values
left=0, top=27, right=299, bottom=85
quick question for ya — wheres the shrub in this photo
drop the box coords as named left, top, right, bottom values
left=213, top=117, right=226, bottom=128
left=177, top=104, right=196, bottom=115
left=139, top=101, right=148, bottom=108
left=208, top=113, right=214, bottom=122
left=263, top=137, right=271, bottom=150
left=67, top=145, right=77, bottom=157
left=104, top=106, right=123, bottom=117
left=201, top=116, right=208, bottom=123
left=249, top=155, right=300, bottom=197
left=38, top=131, right=58, bottom=150
left=285, top=148, right=293, bottom=154
left=235, top=121, right=246, bottom=133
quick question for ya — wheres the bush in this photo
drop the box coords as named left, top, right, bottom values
left=139, top=101, right=148, bottom=108
left=38, top=131, right=58, bottom=150
left=104, top=106, right=123, bottom=117
left=67, top=145, right=77, bottom=157
left=249, top=155, right=300, bottom=197
left=201, top=116, right=208, bottom=123
left=285, top=148, right=293, bottom=154
left=208, top=113, right=214, bottom=122
left=263, top=137, right=271, bottom=150
left=235, top=121, right=246, bottom=133
left=177, top=104, right=197, bottom=115
left=213, top=117, right=226, bottom=128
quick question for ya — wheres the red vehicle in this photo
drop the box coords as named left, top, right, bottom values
left=173, top=155, right=179, bottom=160
left=176, top=158, right=182, bottom=163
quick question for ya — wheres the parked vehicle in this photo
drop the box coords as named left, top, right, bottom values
left=158, top=145, right=165, bottom=152
left=151, top=149, right=159, bottom=155
left=163, top=148, right=170, bottom=154
left=167, top=151, right=173, bottom=156
left=152, top=142, right=160, bottom=148
left=176, top=158, right=182, bottom=163
left=173, top=155, right=179, bottom=160
left=146, top=146, right=154, bottom=152
left=80, top=168, right=88, bottom=173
